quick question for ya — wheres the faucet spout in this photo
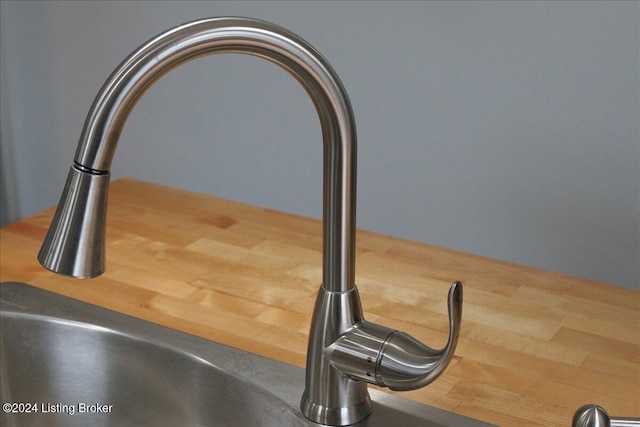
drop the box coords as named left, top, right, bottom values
left=39, top=16, right=356, bottom=293
left=37, top=17, right=463, bottom=426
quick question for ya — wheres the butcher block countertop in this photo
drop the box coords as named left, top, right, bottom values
left=1, top=178, right=638, bottom=426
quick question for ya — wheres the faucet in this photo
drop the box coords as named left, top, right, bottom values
left=37, top=17, right=463, bottom=426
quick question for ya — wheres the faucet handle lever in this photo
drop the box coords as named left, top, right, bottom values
left=326, top=281, right=463, bottom=391
left=377, top=281, right=463, bottom=390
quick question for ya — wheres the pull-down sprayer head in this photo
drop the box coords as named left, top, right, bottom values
left=38, top=166, right=109, bottom=278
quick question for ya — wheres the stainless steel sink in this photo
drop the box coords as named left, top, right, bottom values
left=1, top=282, right=493, bottom=427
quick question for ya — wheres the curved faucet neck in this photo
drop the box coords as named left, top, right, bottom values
left=74, top=17, right=357, bottom=292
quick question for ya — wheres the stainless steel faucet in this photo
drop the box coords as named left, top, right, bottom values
left=38, top=17, right=463, bottom=426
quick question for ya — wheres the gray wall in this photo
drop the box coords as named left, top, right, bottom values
left=1, top=1, right=638, bottom=289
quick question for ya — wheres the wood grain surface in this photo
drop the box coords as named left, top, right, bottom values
left=1, top=178, right=638, bottom=426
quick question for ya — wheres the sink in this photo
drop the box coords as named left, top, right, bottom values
left=1, top=282, right=493, bottom=427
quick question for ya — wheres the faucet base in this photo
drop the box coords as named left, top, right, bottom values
left=301, top=285, right=372, bottom=425
left=301, top=392, right=371, bottom=426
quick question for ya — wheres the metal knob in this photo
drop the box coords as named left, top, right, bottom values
left=572, top=404, right=640, bottom=427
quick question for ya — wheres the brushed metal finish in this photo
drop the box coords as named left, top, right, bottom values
left=38, top=165, right=109, bottom=278
left=321, top=282, right=462, bottom=392
left=572, top=404, right=640, bottom=427
left=71, top=16, right=356, bottom=294
left=1, top=282, right=494, bottom=427
left=301, top=286, right=372, bottom=425
left=37, top=17, right=464, bottom=425
left=377, top=281, right=462, bottom=391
